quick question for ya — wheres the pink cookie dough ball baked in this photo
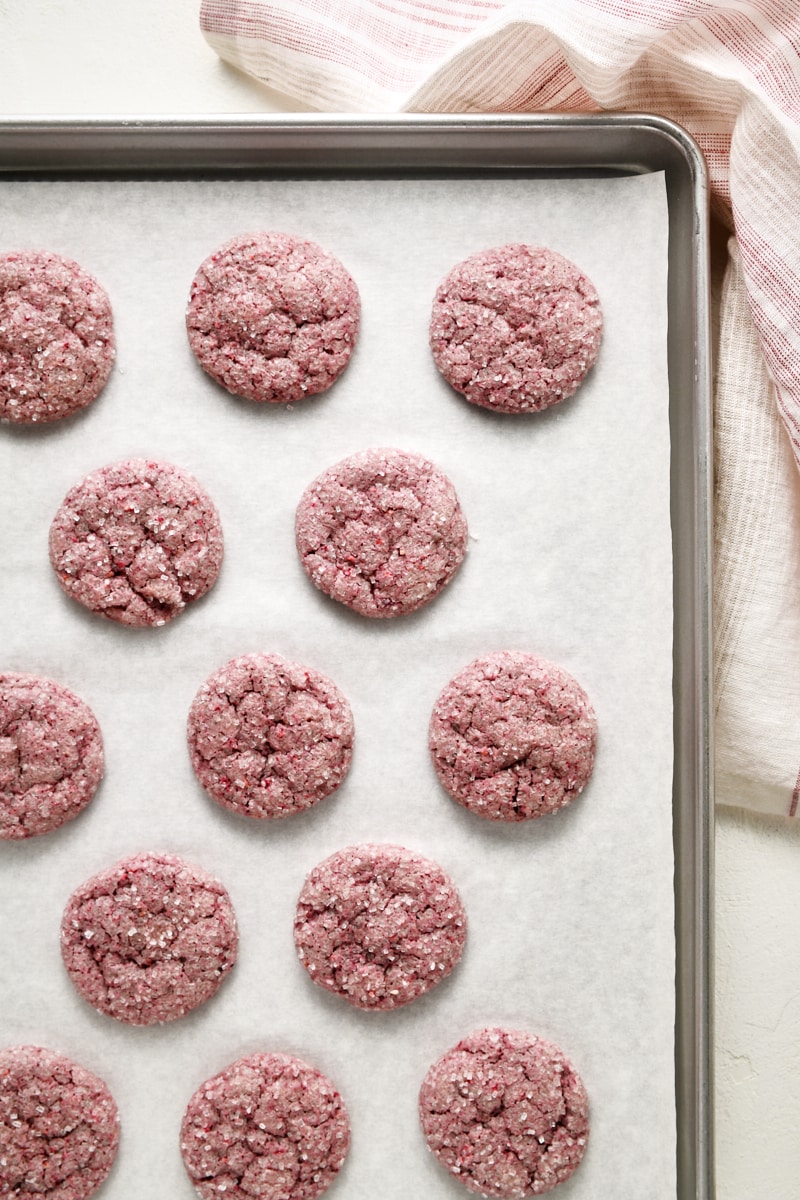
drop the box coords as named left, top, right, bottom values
left=60, top=851, right=238, bottom=1026
left=180, top=1052, right=350, bottom=1200
left=0, top=1044, right=119, bottom=1200
left=429, top=652, right=597, bottom=822
left=419, top=1028, right=589, bottom=1198
left=429, top=245, right=602, bottom=413
left=295, top=447, right=468, bottom=618
left=48, top=458, right=224, bottom=627
left=294, top=843, right=467, bottom=1010
left=0, top=673, right=103, bottom=840
left=186, top=231, right=360, bottom=404
left=0, top=250, right=115, bottom=424
left=187, top=653, right=354, bottom=820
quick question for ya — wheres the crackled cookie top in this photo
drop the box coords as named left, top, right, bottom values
left=0, top=672, right=103, bottom=840
left=187, top=654, right=354, bottom=820
left=60, top=851, right=238, bottom=1025
left=429, top=652, right=597, bottom=821
left=48, top=458, right=224, bottom=627
left=295, top=447, right=468, bottom=618
left=186, top=231, right=360, bottom=404
left=0, top=1044, right=119, bottom=1200
left=419, top=1028, right=589, bottom=1198
left=180, top=1052, right=350, bottom=1200
left=294, top=843, right=467, bottom=1010
left=0, top=250, right=115, bottom=424
left=430, top=245, right=602, bottom=413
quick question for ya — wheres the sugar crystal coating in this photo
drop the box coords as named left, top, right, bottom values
left=48, top=458, right=224, bottom=627
left=0, top=250, right=115, bottom=424
left=295, top=447, right=468, bottom=618
left=419, top=1028, right=589, bottom=1198
left=187, top=653, right=354, bottom=819
left=429, top=651, right=596, bottom=821
left=180, top=1052, right=350, bottom=1200
left=186, top=231, right=360, bottom=403
left=0, top=673, right=103, bottom=840
left=430, top=245, right=602, bottom=413
left=0, top=1044, right=119, bottom=1200
left=294, top=843, right=467, bottom=1010
left=60, top=851, right=238, bottom=1025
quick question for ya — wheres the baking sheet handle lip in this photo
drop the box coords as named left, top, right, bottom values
left=662, top=115, right=714, bottom=1200
left=0, top=110, right=718, bottom=134
left=0, top=111, right=715, bottom=181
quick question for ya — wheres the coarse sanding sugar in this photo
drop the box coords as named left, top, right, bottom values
left=294, top=843, right=467, bottom=1010
left=430, top=244, right=602, bottom=414
left=187, top=653, right=354, bottom=819
left=419, top=1027, right=589, bottom=1198
left=180, top=1052, right=350, bottom=1200
left=0, top=1044, right=119, bottom=1200
left=60, top=851, right=238, bottom=1026
left=0, top=250, right=115, bottom=424
left=0, top=672, right=103, bottom=840
left=48, top=458, right=224, bottom=627
left=186, top=231, right=360, bottom=404
left=429, top=651, right=597, bottom=821
left=295, top=447, right=468, bottom=618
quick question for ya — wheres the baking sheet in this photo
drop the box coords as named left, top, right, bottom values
left=0, top=171, right=673, bottom=1199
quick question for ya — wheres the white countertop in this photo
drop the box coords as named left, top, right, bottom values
left=3, top=2, right=800, bottom=1196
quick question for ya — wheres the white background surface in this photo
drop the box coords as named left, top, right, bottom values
left=1, top=2, right=799, bottom=1198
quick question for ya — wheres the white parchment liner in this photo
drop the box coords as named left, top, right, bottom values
left=0, top=171, right=673, bottom=1199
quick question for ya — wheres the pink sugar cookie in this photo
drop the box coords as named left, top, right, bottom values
left=186, top=231, right=360, bottom=403
left=0, top=672, right=103, bottom=840
left=48, top=458, right=224, bottom=627
left=60, top=851, right=238, bottom=1026
left=187, top=653, right=354, bottom=819
left=430, top=245, right=602, bottom=413
left=180, top=1052, right=350, bottom=1200
left=295, top=447, right=468, bottom=618
left=294, top=843, right=467, bottom=1010
left=0, top=1044, right=119, bottom=1200
left=419, top=1028, right=589, bottom=1198
left=429, top=652, right=597, bottom=822
left=0, top=250, right=115, bottom=424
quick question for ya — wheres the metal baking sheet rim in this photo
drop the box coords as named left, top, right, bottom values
left=0, top=112, right=714, bottom=1200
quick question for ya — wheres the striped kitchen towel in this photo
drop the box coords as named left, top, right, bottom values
left=201, top=0, right=800, bottom=818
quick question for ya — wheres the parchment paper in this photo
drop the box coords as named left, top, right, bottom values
left=0, top=171, right=674, bottom=1199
